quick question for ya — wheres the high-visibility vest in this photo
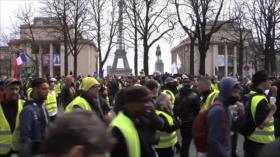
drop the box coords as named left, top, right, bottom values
left=55, top=83, right=61, bottom=95
left=155, top=110, right=178, bottom=149
left=26, top=87, right=32, bottom=100
left=162, top=89, right=176, bottom=105
left=45, top=91, right=57, bottom=116
left=211, top=83, right=219, bottom=91
left=247, top=91, right=275, bottom=144
left=200, top=90, right=219, bottom=112
left=110, top=112, right=140, bottom=157
left=65, top=96, right=92, bottom=112
left=0, top=100, right=23, bottom=154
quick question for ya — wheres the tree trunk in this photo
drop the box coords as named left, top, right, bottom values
left=264, top=49, right=270, bottom=73
left=73, top=53, right=78, bottom=77
left=189, top=38, right=195, bottom=75
left=64, top=40, right=68, bottom=76
left=134, top=42, right=138, bottom=76
left=238, top=45, right=244, bottom=78
left=143, top=40, right=149, bottom=75
left=199, top=50, right=206, bottom=76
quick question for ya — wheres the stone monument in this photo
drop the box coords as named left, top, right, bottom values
left=155, top=45, right=164, bottom=74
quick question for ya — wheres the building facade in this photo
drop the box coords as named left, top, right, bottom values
left=171, top=23, right=259, bottom=77
left=0, top=46, right=17, bottom=78
left=8, top=17, right=97, bottom=78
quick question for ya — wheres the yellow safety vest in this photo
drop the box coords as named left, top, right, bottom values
left=155, top=110, right=178, bottom=149
left=26, top=87, right=32, bottom=100
left=0, top=100, right=23, bottom=154
left=247, top=91, right=275, bottom=144
left=55, top=83, right=61, bottom=95
left=45, top=91, right=57, bottom=116
left=110, top=112, right=140, bottom=157
left=200, top=90, right=220, bottom=112
left=65, top=96, right=92, bottom=112
left=162, top=89, right=176, bottom=105
left=211, top=83, right=219, bottom=91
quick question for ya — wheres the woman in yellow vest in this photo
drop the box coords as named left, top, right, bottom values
left=154, top=93, right=181, bottom=157
left=0, top=79, right=23, bottom=156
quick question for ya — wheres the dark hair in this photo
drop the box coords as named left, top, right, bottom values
left=31, top=78, right=48, bottom=88
left=41, top=110, right=114, bottom=156
left=144, top=79, right=159, bottom=90
left=124, top=86, right=152, bottom=104
left=252, top=70, right=268, bottom=86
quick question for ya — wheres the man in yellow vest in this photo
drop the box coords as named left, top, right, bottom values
left=65, top=77, right=112, bottom=124
left=244, top=71, right=276, bottom=157
left=45, top=78, right=58, bottom=121
left=0, top=79, right=22, bottom=156
left=198, top=78, right=219, bottom=112
left=110, top=86, right=154, bottom=157
left=55, top=79, right=61, bottom=108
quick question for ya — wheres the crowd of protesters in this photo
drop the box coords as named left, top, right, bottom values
left=0, top=70, right=279, bottom=157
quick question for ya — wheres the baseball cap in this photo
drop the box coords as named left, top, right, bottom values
left=4, top=79, right=21, bottom=87
left=80, top=77, right=100, bottom=91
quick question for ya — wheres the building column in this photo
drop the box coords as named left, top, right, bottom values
left=234, top=46, right=237, bottom=75
left=60, top=44, right=65, bottom=77
left=213, top=45, right=218, bottom=76
left=38, top=45, right=43, bottom=78
left=49, top=43, right=54, bottom=78
left=225, top=45, right=228, bottom=76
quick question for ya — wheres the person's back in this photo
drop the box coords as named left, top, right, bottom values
left=174, top=85, right=200, bottom=157
left=206, top=77, right=241, bottom=157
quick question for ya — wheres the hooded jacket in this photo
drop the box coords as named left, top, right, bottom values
left=207, top=77, right=239, bottom=157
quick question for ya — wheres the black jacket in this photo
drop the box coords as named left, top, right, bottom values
left=174, top=86, right=200, bottom=124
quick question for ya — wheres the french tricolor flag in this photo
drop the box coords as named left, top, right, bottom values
left=15, top=53, right=28, bottom=66
left=13, top=53, right=28, bottom=78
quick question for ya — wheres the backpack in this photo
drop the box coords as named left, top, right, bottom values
left=237, top=93, right=258, bottom=136
left=192, top=100, right=224, bottom=153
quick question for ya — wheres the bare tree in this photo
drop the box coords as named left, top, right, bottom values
left=179, top=0, right=232, bottom=75
left=174, top=0, right=198, bottom=75
left=11, top=4, right=40, bottom=77
left=42, top=0, right=72, bottom=76
left=220, top=1, right=253, bottom=78
left=125, top=0, right=140, bottom=76
left=89, top=0, right=119, bottom=77
left=126, top=0, right=175, bottom=75
left=248, top=0, right=280, bottom=75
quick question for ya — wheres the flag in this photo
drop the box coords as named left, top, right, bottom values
left=176, top=54, right=182, bottom=69
left=15, top=53, right=28, bottom=66
left=13, top=59, right=18, bottom=79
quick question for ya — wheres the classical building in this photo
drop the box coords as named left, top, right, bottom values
left=171, top=22, right=259, bottom=77
left=0, top=46, right=16, bottom=78
left=8, top=17, right=97, bottom=78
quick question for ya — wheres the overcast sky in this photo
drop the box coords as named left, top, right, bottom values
left=0, top=0, right=179, bottom=75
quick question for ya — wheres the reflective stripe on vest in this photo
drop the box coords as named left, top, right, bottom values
left=65, top=96, right=92, bottom=112
left=200, top=91, right=219, bottom=112
left=155, top=110, right=178, bottom=149
left=247, top=91, right=275, bottom=144
left=110, top=112, right=140, bottom=157
left=45, top=91, right=57, bottom=116
left=0, top=100, right=23, bottom=154
left=162, top=89, right=175, bottom=104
